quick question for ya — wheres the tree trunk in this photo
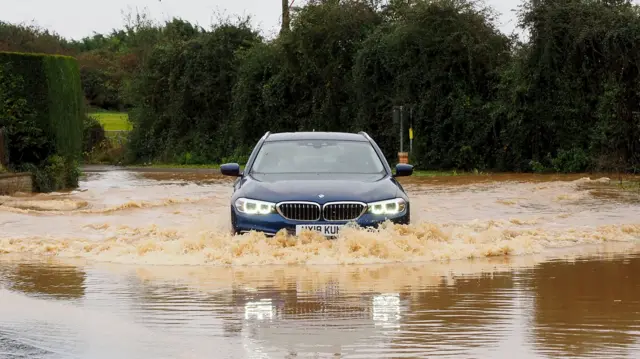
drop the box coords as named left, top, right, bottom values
left=281, top=0, right=290, bottom=34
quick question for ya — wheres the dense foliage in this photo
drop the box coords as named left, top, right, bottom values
left=126, top=22, right=257, bottom=164
left=2, top=0, right=640, bottom=172
left=491, top=0, right=640, bottom=173
left=0, top=52, right=83, bottom=191
left=352, top=0, right=511, bottom=169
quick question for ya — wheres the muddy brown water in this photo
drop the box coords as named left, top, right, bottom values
left=1, top=170, right=640, bottom=358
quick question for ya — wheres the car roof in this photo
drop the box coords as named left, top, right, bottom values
left=264, top=131, right=369, bottom=142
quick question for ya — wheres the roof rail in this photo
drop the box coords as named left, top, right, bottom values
left=358, top=131, right=371, bottom=139
left=263, top=131, right=271, bottom=140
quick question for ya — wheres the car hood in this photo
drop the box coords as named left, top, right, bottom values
left=237, top=173, right=399, bottom=203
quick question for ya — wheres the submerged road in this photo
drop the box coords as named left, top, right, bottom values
left=0, top=169, right=639, bottom=358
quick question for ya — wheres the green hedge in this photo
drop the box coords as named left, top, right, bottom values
left=0, top=51, right=83, bottom=192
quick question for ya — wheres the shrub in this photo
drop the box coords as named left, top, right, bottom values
left=551, top=148, right=590, bottom=173
left=126, top=23, right=260, bottom=164
left=0, top=51, right=83, bottom=191
left=82, top=113, right=106, bottom=153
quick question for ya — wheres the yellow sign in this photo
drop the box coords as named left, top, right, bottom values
left=409, top=128, right=414, bottom=140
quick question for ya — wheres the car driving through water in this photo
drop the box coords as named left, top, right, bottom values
left=220, top=131, right=413, bottom=237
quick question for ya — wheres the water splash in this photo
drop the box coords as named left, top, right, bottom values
left=1, top=220, right=639, bottom=266
left=1, top=172, right=639, bottom=267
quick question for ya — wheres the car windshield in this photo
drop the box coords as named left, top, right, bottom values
left=250, top=140, right=386, bottom=174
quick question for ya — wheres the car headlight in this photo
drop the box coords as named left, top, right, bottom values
left=235, top=198, right=276, bottom=215
left=367, top=198, right=406, bottom=215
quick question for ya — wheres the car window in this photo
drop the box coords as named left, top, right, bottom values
left=250, top=140, right=386, bottom=174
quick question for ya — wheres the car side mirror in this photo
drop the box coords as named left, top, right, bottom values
left=220, top=163, right=242, bottom=177
left=394, top=163, right=413, bottom=177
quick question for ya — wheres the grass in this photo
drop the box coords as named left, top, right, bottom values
left=611, top=178, right=640, bottom=192
left=88, top=111, right=131, bottom=131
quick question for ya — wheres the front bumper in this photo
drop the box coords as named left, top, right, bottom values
left=232, top=207, right=410, bottom=237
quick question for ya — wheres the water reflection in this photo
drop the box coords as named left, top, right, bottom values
left=0, top=261, right=85, bottom=300
left=244, top=299, right=275, bottom=321
left=391, top=271, right=516, bottom=357
left=372, top=293, right=401, bottom=328
left=526, top=254, right=640, bottom=358
left=0, top=253, right=639, bottom=358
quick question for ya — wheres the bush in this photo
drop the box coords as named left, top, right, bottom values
left=19, top=155, right=80, bottom=192
left=126, top=22, right=260, bottom=164
left=0, top=51, right=83, bottom=191
left=82, top=113, right=106, bottom=153
left=551, top=148, right=590, bottom=173
left=36, top=0, right=637, bottom=174
left=81, top=113, right=125, bottom=165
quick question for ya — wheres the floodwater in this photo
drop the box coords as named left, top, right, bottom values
left=1, top=170, right=640, bottom=358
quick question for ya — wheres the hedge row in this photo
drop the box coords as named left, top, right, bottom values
left=0, top=51, right=83, bottom=191
left=125, top=0, right=640, bottom=173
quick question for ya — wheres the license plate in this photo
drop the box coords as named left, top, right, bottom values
left=295, top=224, right=343, bottom=237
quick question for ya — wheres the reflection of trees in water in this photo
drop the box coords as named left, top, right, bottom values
left=527, top=255, right=640, bottom=358
left=398, top=273, right=515, bottom=351
left=0, top=263, right=85, bottom=300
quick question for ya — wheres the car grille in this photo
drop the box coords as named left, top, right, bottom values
left=277, top=202, right=321, bottom=221
left=322, top=202, right=366, bottom=221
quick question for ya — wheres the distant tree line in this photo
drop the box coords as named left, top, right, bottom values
left=1, top=0, right=639, bottom=173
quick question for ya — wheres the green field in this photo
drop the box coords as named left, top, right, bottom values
left=89, top=112, right=131, bottom=131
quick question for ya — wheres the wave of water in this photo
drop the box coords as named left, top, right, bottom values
left=1, top=173, right=639, bottom=266
left=1, top=220, right=639, bottom=266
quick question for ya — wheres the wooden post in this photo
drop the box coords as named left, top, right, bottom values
left=398, top=152, right=408, bottom=164
left=0, top=127, right=8, bottom=168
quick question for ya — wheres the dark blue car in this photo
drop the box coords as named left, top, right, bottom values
left=220, top=131, right=413, bottom=237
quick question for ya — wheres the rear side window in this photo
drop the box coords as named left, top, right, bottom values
left=250, top=140, right=385, bottom=174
